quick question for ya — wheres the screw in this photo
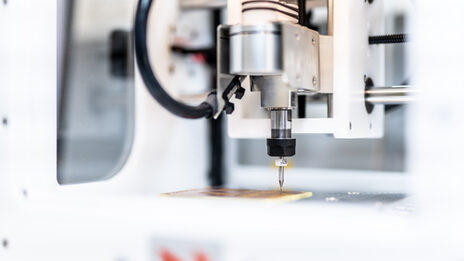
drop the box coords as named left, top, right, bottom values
left=295, top=33, right=300, bottom=40
left=2, top=117, right=7, bottom=127
left=312, top=37, right=316, bottom=45
left=312, top=76, right=318, bottom=86
left=168, top=64, right=175, bottom=74
left=349, top=122, right=353, bottom=130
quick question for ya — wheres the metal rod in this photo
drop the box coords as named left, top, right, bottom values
left=365, top=86, right=418, bottom=105
left=366, top=96, right=416, bottom=105
left=327, top=0, right=334, bottom=36
left=327, top=94, right=333, bottom=118
left=179, top=0, right=226, bottom=9
left=365, top=86, right=416, bottom=96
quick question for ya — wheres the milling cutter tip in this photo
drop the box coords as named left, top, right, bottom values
left=278, top=166, right=285, bottom=192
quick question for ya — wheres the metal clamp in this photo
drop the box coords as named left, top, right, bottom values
left=221, top=76, right=245, bottom=115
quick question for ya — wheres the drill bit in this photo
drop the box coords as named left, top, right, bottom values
left=276, top=157, right=287, bottom=192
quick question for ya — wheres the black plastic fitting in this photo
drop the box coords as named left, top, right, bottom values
left=267, top=138, right=296, bottom=157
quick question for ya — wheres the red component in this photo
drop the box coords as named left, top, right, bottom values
left=172, top=37, right=190, bottom=46
left=192, top=54, right=207, bottom=63
left=159, top=248, right=181, bottom=261
left=194, top=251, right=210, bottom=261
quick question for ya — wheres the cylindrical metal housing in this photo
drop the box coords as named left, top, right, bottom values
left=271, top=109, right=292, bottom=139
left=230, top=24, right=283, bottom=76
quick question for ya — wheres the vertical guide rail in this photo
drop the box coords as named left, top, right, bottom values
left=297, top=0, right=307, bottom=118
left=327, top=0, right=334, bottom=36
left=209, top=9, right=225, bottom=187
left=326, top=0, right=334, bottom=117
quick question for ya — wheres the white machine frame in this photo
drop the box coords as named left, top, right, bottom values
left=1, top=0, right=464, bottom=260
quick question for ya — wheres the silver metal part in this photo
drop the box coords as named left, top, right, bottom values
left=327, top=94, right=334, bottom=118
left=327, top=0, right=334, bottom=36
left=319, top=35, right=333, bottom=94
left=252, top=76, right=297, bottom=109
left=179, top=0, right=226, bottom=9
left=365, top=86, right=417, bottom=105
left=229, top=23, right=320, bottom=92
left=271, top=109, right=292, bottom=139
left=230, top=24, right=282, bottom=75
left=279, top=164, right=285, bottom=191
left=275, top=157, right=288, bottom=192
left=216, top=22, right=320, bottom=117
left=275, top=157, right=289, bottom=167
left=271, top=109, right=292, bottom=191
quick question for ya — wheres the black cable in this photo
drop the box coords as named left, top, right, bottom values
left=134, top=0, right=214, bottom=119
left=242, top=7, right=299, bottom=20
left=209, top=113, right=225, bottom=186
left=369, top=34, right=408, bottom=45
left=242, top=0, right=299, bottom=12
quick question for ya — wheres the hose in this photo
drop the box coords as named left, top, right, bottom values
left=134, top=0, right=215, bottom=119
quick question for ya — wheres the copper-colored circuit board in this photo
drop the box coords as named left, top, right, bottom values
left=161, top=188, right=312, bottom=202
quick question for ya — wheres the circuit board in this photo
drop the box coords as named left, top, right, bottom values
left=161, top=188, right=313, bottom=203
